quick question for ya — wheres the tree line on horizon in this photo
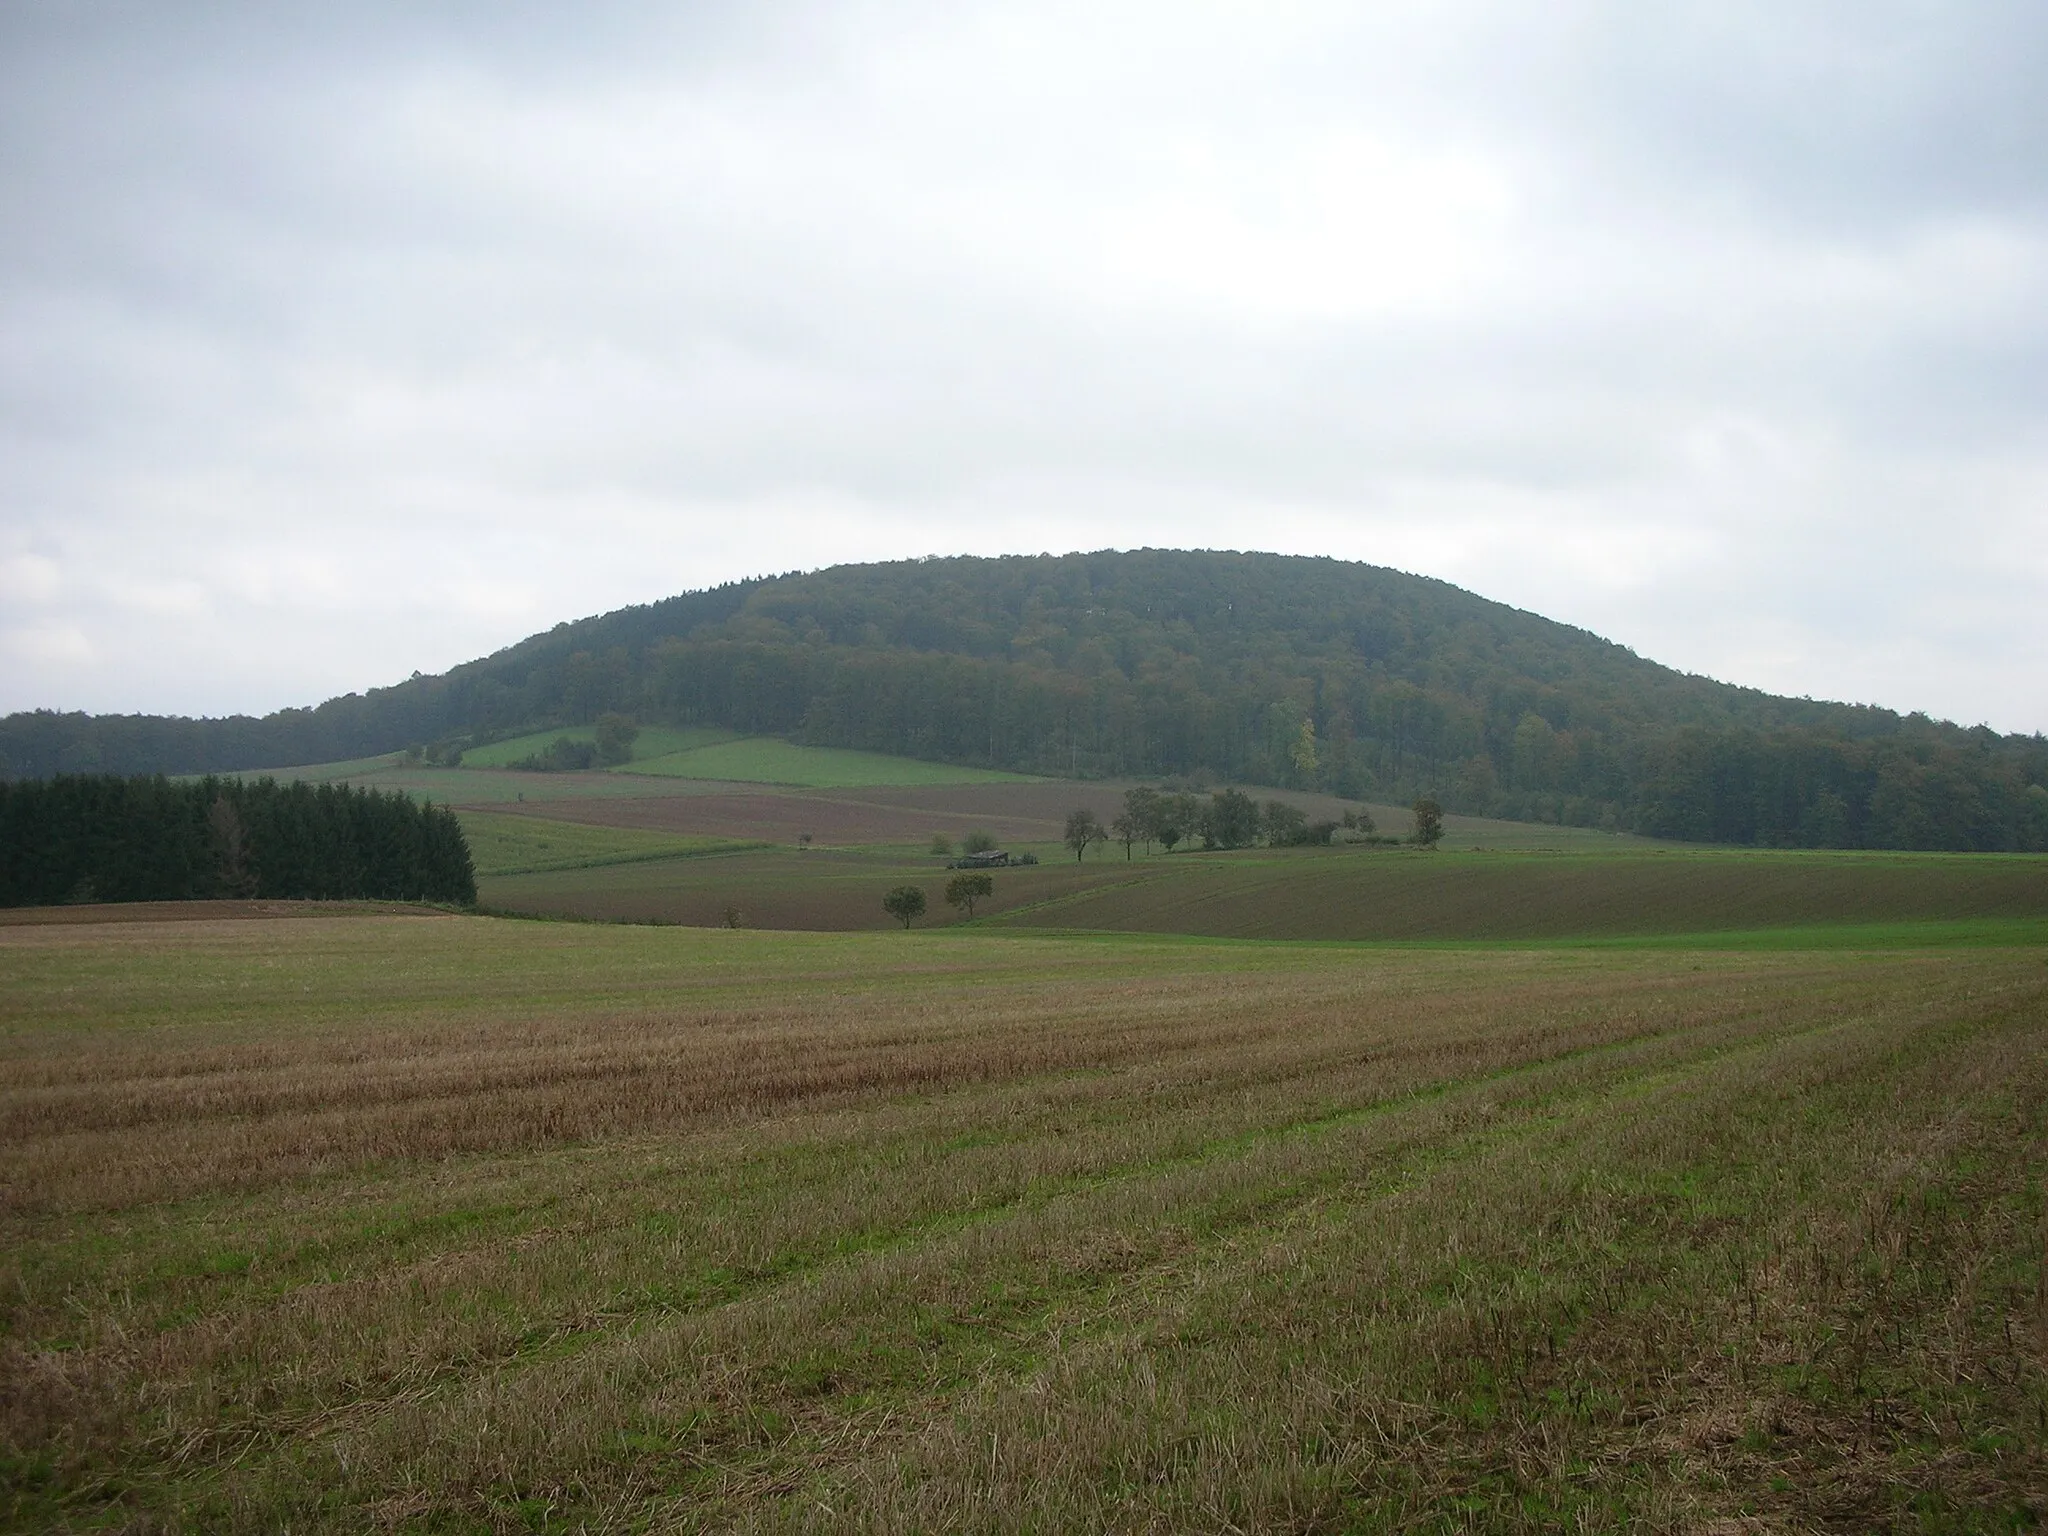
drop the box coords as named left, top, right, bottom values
left=3, top=551, right=2044, bottom=852
left=0, top=775, right=476, bottom=908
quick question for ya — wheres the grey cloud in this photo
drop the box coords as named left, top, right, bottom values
left=1, top=2, right=2043, bottom=731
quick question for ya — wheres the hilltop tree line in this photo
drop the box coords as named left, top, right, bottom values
left=0, top=776, right=476, bottom=908
left=5, top=551, right=2044, bottom=851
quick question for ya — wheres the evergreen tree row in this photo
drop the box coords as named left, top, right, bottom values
left=0, top=776, right=476, bottom=908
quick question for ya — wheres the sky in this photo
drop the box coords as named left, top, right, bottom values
left=2, top=1, right=2044, bottom=734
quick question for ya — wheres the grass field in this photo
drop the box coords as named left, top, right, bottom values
left=455, top=810, right=762, bottom=878
left=1, top=912, right=2043, bottom=1531
left=459, top=726, right=741, bottom=770
left=625, top=738, right=1042, bottom=788
left=476, top=840, right=2048, bottom=941
left=989, top=846, right=2048, bottom=942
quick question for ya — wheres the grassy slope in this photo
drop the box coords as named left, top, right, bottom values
left=2, top=916, right=2043, bottom=1531
left=459, top=724, right=741, bottom=769
left=455, top=809, right=761, bottom=878
left=626, top=737, right=1042, bottom=786
left=213, top=735, right=1043, bottom=802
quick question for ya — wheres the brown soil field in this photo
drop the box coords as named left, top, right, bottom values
left=480, top=847, right=1141, bottom=929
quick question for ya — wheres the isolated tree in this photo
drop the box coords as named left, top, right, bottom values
left=930, top=832, right=955, bottom=857
left=882, top=885, right=927, bottom=929
left=1064, top=808, right=1107, bottom=862
left=595, top=713, right=640, bottom=766
left=944, top=872, right=993, bottom=917
left=1412, top=797, right=1445, bottom=848
left=961, top=829, right=998, bottom=855
left=721, top=903, right=744, bottom=929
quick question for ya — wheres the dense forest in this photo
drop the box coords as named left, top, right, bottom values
left=4, top=550, right=2045, bottom=850
left=0, top=776, right=476, bottom=907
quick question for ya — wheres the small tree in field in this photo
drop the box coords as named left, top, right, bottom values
left=1064, top=808, right=1107, bottom=862
left=945, top=872, right=993, bottom=917
left=1111, top=813, right=1140, bottom=860
left=930, top=832, right=955, bottom=857
left=883, top=885, right=927, bottom=929
left=1411, top=797, right=1444, bottom=848
left=962, top=829, right=998, bottom=855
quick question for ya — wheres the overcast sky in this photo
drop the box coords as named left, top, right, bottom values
left=3, top=2, right=2044, bottom=733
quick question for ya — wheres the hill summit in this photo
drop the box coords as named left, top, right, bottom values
left=5, top=549, right=2045, bottom=849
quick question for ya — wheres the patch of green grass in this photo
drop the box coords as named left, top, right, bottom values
left=461, top=725, right=740, bottom=770
left=985, top=845, right=2048, bottom=942
left=454, top=810, right=763, bottom=877
left=184, top=752, right=406, bottom=785
left=626, top=737, right=1041, bottom=787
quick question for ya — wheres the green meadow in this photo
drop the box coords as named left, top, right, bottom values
left=477, top=838, right=2048, bottom=943
left=458, top=725, right=742, bottom=770
left=452, top=727, right=1040, bottom=788
left=455, top=810, right=762, bottom=878
left=624, top=737, right=1042, bottom=787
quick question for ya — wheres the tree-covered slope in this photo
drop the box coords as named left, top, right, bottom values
left=5, top=550, right=2045, bottom=849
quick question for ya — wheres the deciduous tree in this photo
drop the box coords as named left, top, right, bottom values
left=944, top=872, right=992, bottom=917
left=882, top=885, right=927, bottom=929
left=1064, top=808, right=1106, bottom=862
left=1412, top=797, right=1444, bottom=848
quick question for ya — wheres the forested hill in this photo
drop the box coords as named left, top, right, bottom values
left=5, top=550, right=2046, bottom=849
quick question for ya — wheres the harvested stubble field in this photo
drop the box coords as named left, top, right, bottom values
left=2, top=912, right=2045, bottom=1532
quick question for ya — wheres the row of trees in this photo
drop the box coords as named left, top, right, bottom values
left=0, top=775, right=476, bottom=908
left=1070, top=787, right=1336, bottom=858
left=1069, top=788, right=1441, bottom=859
